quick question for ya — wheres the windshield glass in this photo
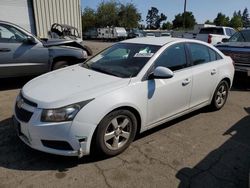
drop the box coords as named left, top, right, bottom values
left=82, top=43, right=161, bottom=78
left=229, top=30, right=250, bottom=42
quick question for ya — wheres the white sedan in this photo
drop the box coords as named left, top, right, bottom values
left=13, top=37, right=234, bottom=157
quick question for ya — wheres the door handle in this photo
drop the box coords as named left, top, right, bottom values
left=182, top=78, right=191, bottom=86
left=0, top=48, right=11, bottom=52
left=211, top=69, right=217, bottom=75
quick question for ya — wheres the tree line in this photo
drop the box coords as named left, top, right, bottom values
left=205, top=8, right=250, bottom=29
left=82, top=1, right=250, bottom=31
left=82, top=1, right=141, bottom=32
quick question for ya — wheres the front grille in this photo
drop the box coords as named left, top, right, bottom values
left=15, top=104, right=33, bottom=123
left=41, top=140, right=74, bottom=151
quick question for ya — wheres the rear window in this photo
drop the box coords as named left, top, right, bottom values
left=199, top=28, right=224, bottom=35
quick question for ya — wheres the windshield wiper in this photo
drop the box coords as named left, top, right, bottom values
left=82, top=62, right=90, bottom=69
left=91, top=66, right=120, bottom=77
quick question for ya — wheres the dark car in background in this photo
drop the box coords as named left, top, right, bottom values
left=0, top=21, right=88, bottom=78
left=216, top=29, right=250, bottom=77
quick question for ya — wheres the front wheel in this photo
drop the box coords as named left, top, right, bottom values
left=210, top=80, right=229, bottom=110
left=52, top=60, right=69, bottom=70
left=95, top=110, right=137, bottom=156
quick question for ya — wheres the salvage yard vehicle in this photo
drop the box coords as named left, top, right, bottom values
left=13, top=37, right=234, bottom=157
left=97, top=27, right=127, bottom=40
left=0, top=21, right=88, bottom=78
left=216, top=29, right=250, bottom=77
left=48, top=23, right=92, bottom=56
left=183, top=26, right=235, bottom=45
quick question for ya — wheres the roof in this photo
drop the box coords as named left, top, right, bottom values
left=121, top=37, right=187, bottom=46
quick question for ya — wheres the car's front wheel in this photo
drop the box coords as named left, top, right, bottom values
left=52, top=60, right=69, bottom=70
left=211, top=80, right=229, bottom=110
left=95, top=110, right=137, bottom=156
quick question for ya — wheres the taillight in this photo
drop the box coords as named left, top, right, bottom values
left=208, top=35, right=212, bottom=44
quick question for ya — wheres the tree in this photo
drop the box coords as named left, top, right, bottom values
left=213, top=13, right=230, bottom=26
left=242, top=8, right=250, bottom=28
left=205, top=20, right=214, bottom=24
left=172, top=12, right=196, bottom=29
left=118, top=3, right=141, bottom=28
left=230, top=15, right=243, bottom=28
left=82, top=8, right=97, bottom=32
left=96, top=1, right=119, bottom=27
left=162, top=22, right=173, bottom=30
left=146, top=7, right=167, bottom=29
left=237, top=10, right=242, bottom=17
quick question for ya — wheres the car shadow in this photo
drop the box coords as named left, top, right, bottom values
left=176, top=107, right=250, bottom=188
left=0, top=77, right=34, bottom=91
left=0, top=106, right=210, bottom=172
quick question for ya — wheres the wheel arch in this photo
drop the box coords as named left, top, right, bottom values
left=51, top=56, right=80, bottom=70
left=89, top=105, right=142, bottom=154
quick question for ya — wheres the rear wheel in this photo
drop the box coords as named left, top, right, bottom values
left=52, top=60, right=69, bottom=70
left=95, top=110, right=137, bottom=156
left=210, top=80, right=229, bottom=110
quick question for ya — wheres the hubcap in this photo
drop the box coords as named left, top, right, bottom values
left=215, top=84, right=227, bottom=107
left=104, top=115, right=131, bottom=150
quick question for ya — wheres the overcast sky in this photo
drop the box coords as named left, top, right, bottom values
left=81, top=0, right=250, bottom=24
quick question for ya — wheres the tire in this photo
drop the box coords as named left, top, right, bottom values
left=210, top=80, right=229, bottom=110
left=95, top=110, right=137, bottom=156
left=52, top=61, right=69, bottom=70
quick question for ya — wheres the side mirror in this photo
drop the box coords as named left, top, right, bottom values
left=222, top=38, right=229, bottom=43
left=24, top=36, right=36, bottom=44
left=149, top=66, right=174, bottom=79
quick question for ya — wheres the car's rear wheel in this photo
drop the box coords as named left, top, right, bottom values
left=53, top=60, right=69, bottom=70
left=95, top=110, right=137, bottom=156
left=211, top=80, right=229, bottom=110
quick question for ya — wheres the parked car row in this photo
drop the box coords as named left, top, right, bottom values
left=83, top=27, right=172, bottom=40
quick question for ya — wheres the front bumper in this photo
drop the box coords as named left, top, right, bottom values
left=13, top=97, right=95, bottom=157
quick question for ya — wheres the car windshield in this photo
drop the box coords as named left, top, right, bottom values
left=228, top=30, right=250, bottom=42
left=82, top=43, right=161, bottom=78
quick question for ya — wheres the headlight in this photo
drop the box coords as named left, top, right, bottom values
left=82, top=50, right=88, bottom=59
left=41, top=99, right=93, bottom=122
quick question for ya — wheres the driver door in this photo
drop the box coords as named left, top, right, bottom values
left=147, top=43, right=193, bottom=126
left=0, top=23, right=49, bottom=78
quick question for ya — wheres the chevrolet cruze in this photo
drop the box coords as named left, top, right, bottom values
left=13, top=37, right=234, bottom=157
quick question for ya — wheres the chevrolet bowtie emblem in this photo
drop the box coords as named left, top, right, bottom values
left=17, top=98, right=24, bottom=109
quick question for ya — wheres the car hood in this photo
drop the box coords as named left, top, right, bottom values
left=216, top=42, right=250, bottom=48
left=22, top=65, right=130, bottom=109
left=43, top=39, right=85, bottom=50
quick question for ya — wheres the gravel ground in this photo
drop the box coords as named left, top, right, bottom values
left=0, top=41, right=250, bottom=188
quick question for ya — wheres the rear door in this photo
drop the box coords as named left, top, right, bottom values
left=0, top=23, right=49, bottom=78
left=187, top=43, right=222, bottom=107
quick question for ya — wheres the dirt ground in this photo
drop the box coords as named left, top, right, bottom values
left=0, top=41, right=250, bottom=188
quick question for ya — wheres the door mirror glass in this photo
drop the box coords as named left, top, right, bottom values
left=151, top=66, right=174, bottom=79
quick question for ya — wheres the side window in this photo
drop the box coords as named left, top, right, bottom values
left=188, top=43, right=210, bottom=65
left=154, top=43, right=187, bottom=71
left=0, top=24, right=26, bottom=43
left=209, top=48, right=223, bottom=61
left=225, top=28, right=231, bottom=36
left=230, top=29, right=235, bottom=36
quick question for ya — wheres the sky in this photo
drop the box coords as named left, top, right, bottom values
left=81, top=0, right=250, bottom=24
